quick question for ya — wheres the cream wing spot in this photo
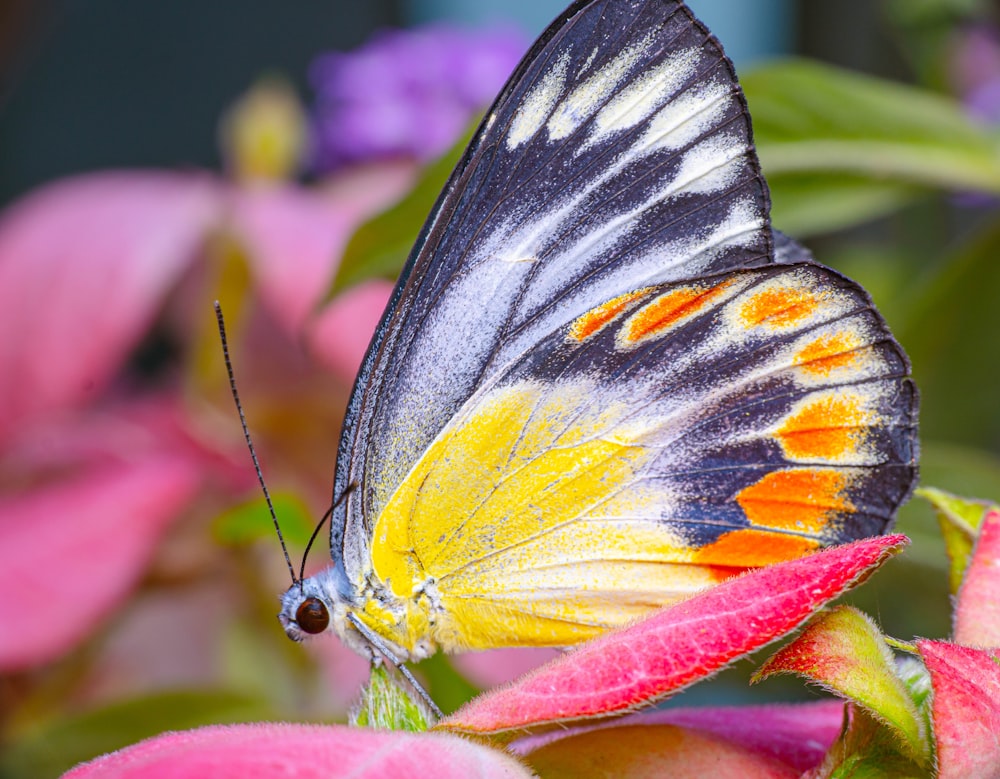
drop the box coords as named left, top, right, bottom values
left=641, top=82, right=734, bottom=152
left=577, top=45, right=600, bottom=77
left=670, top=134, right=748, bottom=195
left=584, top=47, right=702, bottom=149
left=508, top=50, right=571, bottom=150
left=548, top=35, right=656, bottom=140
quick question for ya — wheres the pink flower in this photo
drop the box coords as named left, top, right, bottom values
left=49, top=512, right=1000, bottom=777
left=64, top=724, right=532, bottom=779
left=62, top=535, right=913, bottom=777
left=0, top=163, right=413, bottom=675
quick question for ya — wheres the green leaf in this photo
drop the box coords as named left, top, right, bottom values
left=351, top=664, right=433, bottom=732
left=916, top=487, right=994, bottom=535
left=331, top=125, right=475, bottom=293
left=0, top=690, right=279, bottom=779
left=755, top=606, right=931, bottom=767
left=895, top=653, right=936, bottom=763
left=916, top=486, right=997, bottom=594
left=742, top=59, right=1000, bottom=235
left=821, top=707, right=932, bottom=779
left=764, top=174, right=921, bottom=238
left=212, top=492, right=315, bottom=549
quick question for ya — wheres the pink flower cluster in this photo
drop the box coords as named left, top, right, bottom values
left=61, top=523, right=1000, bottom=777
left=0, top=164, right=413, bottom=674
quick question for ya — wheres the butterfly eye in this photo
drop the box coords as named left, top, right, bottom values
left=295, top=598, right=330, bottom=634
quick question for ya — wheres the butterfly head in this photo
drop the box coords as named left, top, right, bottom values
left=277, top=570, right=366, bottom=653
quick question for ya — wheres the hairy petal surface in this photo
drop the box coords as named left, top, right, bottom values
left=440, top=535, right=907, bottom=735
left=954, top=508, right=1000, bottom=648
left=62, top=723, right=532, bottom=779
left=920, top=640, right=1000, bottom=779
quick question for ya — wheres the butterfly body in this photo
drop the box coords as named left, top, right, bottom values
left=278, top=0, right=917, bottom=663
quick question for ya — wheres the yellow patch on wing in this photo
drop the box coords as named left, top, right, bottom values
left=740, top=284, right=822, bottom=329
left=568, top=288, right=653, bottom=341
left=736, top=468, right=852, bottom=534
left=622, top=280, right=732, bottom=343
left=442, top=515, right=693, bottom=584
left=774, top=393, right=871, bottom=462
left=435, top=559, right=738, bottom=650
left=366, top=379, right=757, bottom=653
left=370, top=381, right=650, bottom=598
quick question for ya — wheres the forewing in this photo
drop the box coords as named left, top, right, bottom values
left=334, top=0, right=774, bottom=583
left=368, top=263, right=917, bottom=648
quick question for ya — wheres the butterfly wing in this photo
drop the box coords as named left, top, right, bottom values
left=368, top=262, right=917, bottom=650
left=332, top=0, right=775, bottom=588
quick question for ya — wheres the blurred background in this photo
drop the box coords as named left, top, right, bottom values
left=2, top=0, right=905, bottom=204
left=2, top=0, right=999, bottom=776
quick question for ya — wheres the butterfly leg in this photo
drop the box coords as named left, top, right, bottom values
left=346, top=612, right=443, bottom=720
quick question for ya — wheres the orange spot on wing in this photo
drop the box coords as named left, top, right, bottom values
left=568, top=288, right=652, bottom=341
left=775, top=395, right=869, bottom=461
left=794, top=333, right=861, bottom=376
left=736, top=468, right=851, bottom=533
left=695, top=528, right=820, bottom=567
left=741, top=286, right=820, bottom=329
left=624, top=280, right=731, bottom=342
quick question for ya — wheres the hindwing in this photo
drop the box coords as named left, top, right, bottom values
left=366, top=263, right=917, bottom=649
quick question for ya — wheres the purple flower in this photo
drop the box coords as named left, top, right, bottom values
left=946, top=23, right=1000, bottom=207
left=950, top=24, right=1000, bottom=124
left=309, top=24, right=527, bottom=172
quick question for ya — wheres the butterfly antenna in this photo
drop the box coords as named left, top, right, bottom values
left=298, top=483, right=356, bottom=585
left=214, top=301, right=297, bottom=585
left=299, top=505, right=333, bottom=586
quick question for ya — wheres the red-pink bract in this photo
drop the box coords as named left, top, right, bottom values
left=920, top=640, right=1000, bottom=779
left=954, top=508, right=1000, bottom=648
left=440, top=535, right=907, bottom=734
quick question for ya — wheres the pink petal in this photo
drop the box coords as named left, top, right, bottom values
left=308, top=279, right=393, bottom=382
left=0, top=172, right=222, bottom=442
left=515, top=701, right=845, bottom=774
left=920, top=640, right=1000, bottom=779
left=62, top=723, right=533, bottom=779
left=228, top=186, right=355, bottom=334
left=649, top=701, right=845, bottom=773
left=2, top=395, right=245, bottom=485
left=0, top=452, right=202, bottom=669
left=955, top=509, right=1000, bottom=648
left=228, top=162, right=416, bottom=337
left=440, top=535, right=907, bottom=735
left=319, top=160, right=419, bottom=223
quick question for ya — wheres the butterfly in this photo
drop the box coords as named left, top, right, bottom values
left=278, top=0, right=918, bottom=690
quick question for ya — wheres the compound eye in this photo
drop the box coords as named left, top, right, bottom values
left=295, top=597, right=330, bottom=634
